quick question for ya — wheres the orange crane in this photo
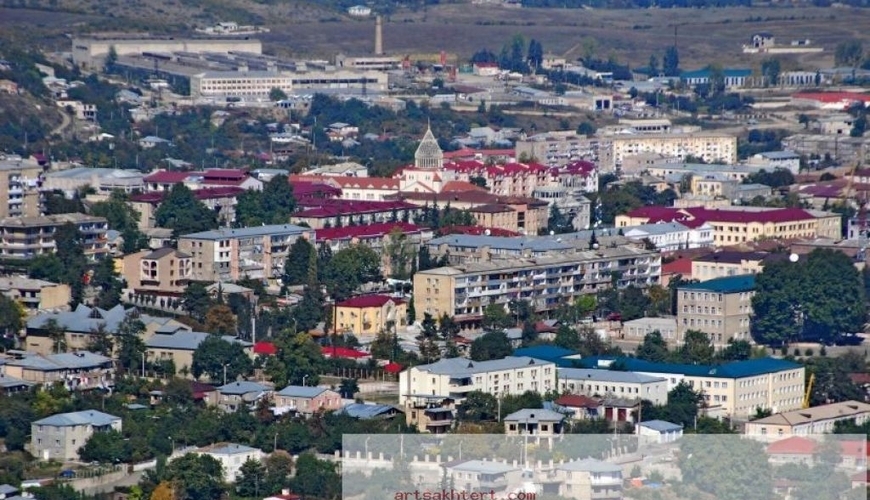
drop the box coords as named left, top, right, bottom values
left=803, top=373, right=815, bottom=409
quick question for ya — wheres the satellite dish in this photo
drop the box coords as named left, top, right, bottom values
left=550, top=230, right=555, bottom=236
left=789, top=253, right=799, bottom=263
left=484, top=229, right=491, bottom=236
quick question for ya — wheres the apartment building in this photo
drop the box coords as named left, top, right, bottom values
left=677, top=275, right=755, bottom=346
left=514, top=132, right=597, bottom=166
left=621, top=317, right=679, bottom=345
left=333, top=295, right=407, bottom=338
left=315, top=222, right=434, bottom=277
left=413, top=246, right=660, bottom=323
left=196, top=443, right=264, bottom=482
left=615, top=206, right=841, bottom=245
left=31, top=410, right=121, bottom=461
left=554, top=459, right=623, bottom=500
left=600, top=132, right=737, bottom=171
left=291, top=200, right=420, bottom=230
left=691, top=251, right=785, bottom=282
left=0, top=277, right=70, bottom=311
left=0, top=156, right=42, bottom=219
left=42, top=167, right=144, bottom=196
left=398, top=357, right=557, bottom=405
left=578, top=357, right=805, bottom=419
left=0, top=213, right=109, bottom=261
left=744, top=401, right=870, bottom=438
left=122, top=248, right=192, bottom=297
left=178, top=224, right=312, bottom=283
left=557, top=368, right=669, bottom=405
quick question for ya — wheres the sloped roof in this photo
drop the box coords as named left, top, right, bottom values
left=679, top=274, right=755, bottom=293
left=639, top=420, right=683, bottom=433
left=503, top=408, right=566, bottom=423
left=216, top=381, right=270, bottom=395
left=336, top=295, right=404, bottom=308
left=145, top=331, right=250, bottom=351
left=554, top=394, right=600, bottom=408
left=415, top=127, right=443, bottom=162
left=34, top=410, right=119, bottom=427
left=276, top=385, right=329, bottom=398
left=27, top=304, right=137, bottom=334
left=6, top=351, right=112, bottom=371
left=340, top=403, right=400, bottom=419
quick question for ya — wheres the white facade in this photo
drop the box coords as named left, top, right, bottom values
left=623, top=222, right=714, bottom=251
left=195, top=443, right=264, bottom=482
left=190, top=70, right=389, bottom=99
left=556, top=368, right=669, bottom=406
left=398, top=357, right=556, bottom=405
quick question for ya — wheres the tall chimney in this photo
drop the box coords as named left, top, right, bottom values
left=375, top=16, right=383, bottom=55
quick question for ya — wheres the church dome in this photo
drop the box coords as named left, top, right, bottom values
left=414, top=126, right=443, bottom=169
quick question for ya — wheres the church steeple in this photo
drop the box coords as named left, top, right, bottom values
left=414, top=121, right=443, bottom=169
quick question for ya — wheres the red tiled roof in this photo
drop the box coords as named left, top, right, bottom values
left=315, top=222, right=422, bottom=241
left=130, top=187, right=244, bottom=204
left=555, top=394, right=600, bottom=408
left=662, top=258, right=694, bottom=276
left=291, top=181, right=342, bottom=198
left=295, top=199, right=417, bottom=218
left=383, top=362, right=403, bottom=373
left=851, top=470, right=870, bottom=483
left=766, top=436, right=817, bottom=455
left=793, top=92, right=870, bottom=104
left=321, top=346, right=370, bottom=359
left=253, top=341, right=277, bottom=355
left=290, top=174, right=399, bottom=191
left=441, top=180, right=486, bottom=193
left=437, top=226, right=520, bottom=237
left=849, top=373, right=870, bottom=385
left=627, top=206, right=819, bottom=225
left=336, top=294, right=404, bottom=308
left=202, top=169, right=247, bottom=181
left=144, top=171, right=191, bottom=183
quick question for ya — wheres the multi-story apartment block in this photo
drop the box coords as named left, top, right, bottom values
left=0, top=214, right=109, bottom=261
left=579, top=357, right=805, bottom=419
left=178, top=224, right=312, bottom=283
left=638, top=161, right=766, bottom=182
left=0, top=277, right=70, bottom=311
left=31, top=410, right=121, bottom=461
left=122, top=248, right=192, bottom=297
left=315, top=222, right=434, bottom=278
left=557, top=368, right=669, bottom=405
left=744, top=400, right=870, bottom=438
left=398, top=357, right=557, bottom=405
left=0, top=155, right=42, bottom=219
left=413, top=246, right=660, bottom=322
left=291, top=199, right=421, bottom=230
left=514, top=132, right=598, bottom=166
left=599, top=132, right=737, bottom=171
left=691, top=251, right=784, bottom=282
left=677, top=275, right=755, bottom=346
left=616, top=206, right=841, bottom=245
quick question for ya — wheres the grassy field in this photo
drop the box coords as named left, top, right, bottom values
left=2, top=2, right=870, bottom=73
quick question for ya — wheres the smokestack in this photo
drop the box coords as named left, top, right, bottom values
left=375, top=16, right=383, bottom=55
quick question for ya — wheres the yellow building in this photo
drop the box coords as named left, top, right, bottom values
left=691, top=250, right=783, bottom=281
left=616, top=206, right=841, bottom=246
left=333, top=295, right=407, bottom=338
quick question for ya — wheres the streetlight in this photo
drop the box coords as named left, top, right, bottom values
left=364, top=436, right=370, bottom=459
left=168, top=436, right=174, bottom=455
left=302, top=375, right=309, bottom=387
left=223, top=363, right=228, bottom=385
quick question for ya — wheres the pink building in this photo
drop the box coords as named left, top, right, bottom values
left=273, top=386, right=343, bottom=415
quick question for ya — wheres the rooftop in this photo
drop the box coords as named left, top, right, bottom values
left=340, top=403, right=399, bottom=419
left=216, top=381, right=271, bottom=395
left=5, top=351, right=112, bottom=371
left=639, top=419, right=683, bottom=433
left=503, top=408, right=566, bottom=423
left=557, top=458, right=622, bottom=473
left=410, top=356, right=553, bottom=378
left=145, top=331, right=251, bottom=351
left=275, top=385, right=329, bottom=398
left=749, top=400, right=870, bottom=427
left=678, top=274, right=756, bottom=293
left=577, top=356, right=803, bottom=379
left=336, top=295, right=404, bottom=308
left=33, top=410, right=120, bottom=427
left=315, top=222, right=423, bottom=241
left=557, top=368, right=666, bottom=384
left=180, top=224, right=309, bottom=241
left=199, top=442, right=261, bottom=455
left=447, top=460, right=518, bottom=475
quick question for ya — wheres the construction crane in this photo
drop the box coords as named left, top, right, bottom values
left=842, top=162, right=869, bottom=260
left=803, top=373, right=815, bottom=409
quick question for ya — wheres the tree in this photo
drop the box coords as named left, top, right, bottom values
left=104, top=45, right=118, bottom=73
left=191, top=336, right=253, bottom=383
left=291, top=454, right=340, bottom=500
left=204, top=305, right=237, bottom=335
left=547, top=204, right=574, bottom=234
left=679, top=330, right=715, bottom=364
left=269, top=87, right=288, bottom=102
left=91, top=190, right=147, bottom=252
left=182, top=283, right=212, bottom=323
left=93, top=256, right=123, bottom=309
left=322, top=244, right=381, bottom=301
left=116, top=313, right=147, bottom=374
left=283, top=238, right=315, bottom=287
left=236, top=458, right=265, bottom=498
left=384, top=228, right=414, bottom=280
left=469, top=331, right=513, bottom=361
left=0, top=295, right=24, bottom=342
left=150, top=482, right=175, bottom=500
left=164, top=453, right=226, bottom=500
left=456, top=391, right=499, bottom=421
left=835, top=40, right=864, bottom=68
left=417, top=313, right=441, bottom=363
left=663, top=46, right=680, bottom=77
left=235, top=176, right=297, bottom=227
left=679, top=436, right=771, bottom=500
left=482, top=302, right=513, bottom=332
left=761, top=58, right=781, bottom=87
left=636, top=331, right=670, bottom=363
left=663, top=382, right=703, bottom=428
left=648, top=54, right=659, bottom=76
left=752, top=249, right=866, bottom=346
left=717, top=339, right=752, bottom=361
left=54, top=222, right=87, bottom=305
left=154, top=184, right=219, bottom=238
left=78, top=430, right=129, bottom=463
left=266, top=332, right=326, bottom=387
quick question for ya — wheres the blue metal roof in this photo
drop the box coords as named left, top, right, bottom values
left=514, top=345, right=577, bottom=362
left=34, top=410, right=120, bottom=427
left=276, top=385, right=328, bottom=398
left=340, top=403, right=399, bottom=419
left=679, top=274, right=756, bottom=293
left=577, top=356, right=802, bottom=379
left=217, top=381, right=270, bottom=395
left=639, top=419, right=683, bottom=433
left=181, top=224, right=308, bottom=241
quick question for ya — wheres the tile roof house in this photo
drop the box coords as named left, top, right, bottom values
left=273, top=385, right=342, bottom=416
left=208, top=381, right=272, bottom=412
left=2, top=351, right=114, bottom=390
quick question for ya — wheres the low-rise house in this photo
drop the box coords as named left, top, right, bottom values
left=333, top=295, right=407, bottom=339
left=207, top=381, right=272, bottom=413
left=444, top=460, right=521, bottom=495
left=503, top=408, right=566, bottom=443
left=744, top=400, right=870, bottom=438
left=196, top=443, right=264, bottom=482
left=0, top=373, right=34, bottom=395
left=621, top=317, right=678, bottom=345
left=145, top=331, right=252, bottom=378
left=31, top=410, right=121, bottom=461
left=636, top=420, right=683, bottom=444
left=766, top=436, right=867, bottom=469
left=0, top=277, right=70, bottom=311
left=553, top=394, right=601, bottom=420
left=557, top=368, right=669, bottom=406
left=339, top=403, right=402, bottom=420
left=138, top=136, right=171, bottom=149
left=554, top=459, right=623, bottom=500
left=2, top=351, right=114, bottom=390
left=273, top=386, right=342, bottom=416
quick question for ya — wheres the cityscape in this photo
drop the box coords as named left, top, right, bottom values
left=1, top=1, right=870, bottom=500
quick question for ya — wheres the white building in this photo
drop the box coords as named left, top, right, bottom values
left=622, top=221, right=714, bottom=251
left=398, top=357, right=556, bottom=405
left=347, top=5, right=372, bottom=16
left=556, top=368, right=669, bottom=406
left=195, top=443, right=264, bottom=482
left=622, top=317, right=679, bottom=344
left=747, top=151, right=801, bottom=175
left=636, top=420, right=683, bottom=444
left=190, top=70, right=388, bottom=100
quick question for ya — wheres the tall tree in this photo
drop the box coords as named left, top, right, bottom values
left=90, top=190, right=147, bottom=252
left=93, top=256, right=123, bottom=309
left=663, top=46, right=680, bottom=77
left=154, top=184, right=219, bottom=238
left=322, top=244, right=381, bottom=301
left=54, top=222, right=87, bottom=305
left=163, top=453, right=226, bottom=500
left=635, top=331, right=670, bottom=363
left=283, top=238, right=315, bottom=287
left=182, top=283, right=212, bottom=323
left=191, top=336, right=253, bottom=383
left=235, top=175, right=297, bottom=227
left=679, top=330, right=715, bottom=364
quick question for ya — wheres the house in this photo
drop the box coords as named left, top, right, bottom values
left=556, top=368, right=669, bottom=406
left=636, top=420, right=683, bottom=444
left=443, top=460, right=521, bottom=495
left=333, top=295, right=407, bottom=339
left=503, top=408, right=566, bottom=444
left=622, top=317, right=679, bottom=345
left=677, top=274, right=756, bottom=346
left=0, top=484, right=19, bottom=499
left=553, top=459, right=623, bottom=500
left=2, top=352, right=114, bottom=390
left=751, top=33, right=775, bottom=49
left=138, top=136, right=171, bottom=149
left=398, top=357, right=557, bottom=405
left=347, top=5, right=372, bottom=16
left=339, top=403, right=402, bottom=420
left=273, top=386, right=342, bottom=416
left=766, top=436, right=867, bottom=469
left=553, top=394, right=601, bottom=420
left=31, top=410, right=121, bottom=461
left=0, top=373, right=34, bottom=395
left=744, top=400, right=870, bottom=438
left=681, top=68, right=752, bottom=88
left=405, top=396, right=456, bottom=434
left=472, top=62, right=500, bottom=77
left=122, top=248, right=192, bottom=299
left=207, top=381, right=272, bottom=413
left=0, top=277, right=70, bottom=311
left=196, top=443, right=264, bottom=482
left=145, top=331, right=252, bottom=378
